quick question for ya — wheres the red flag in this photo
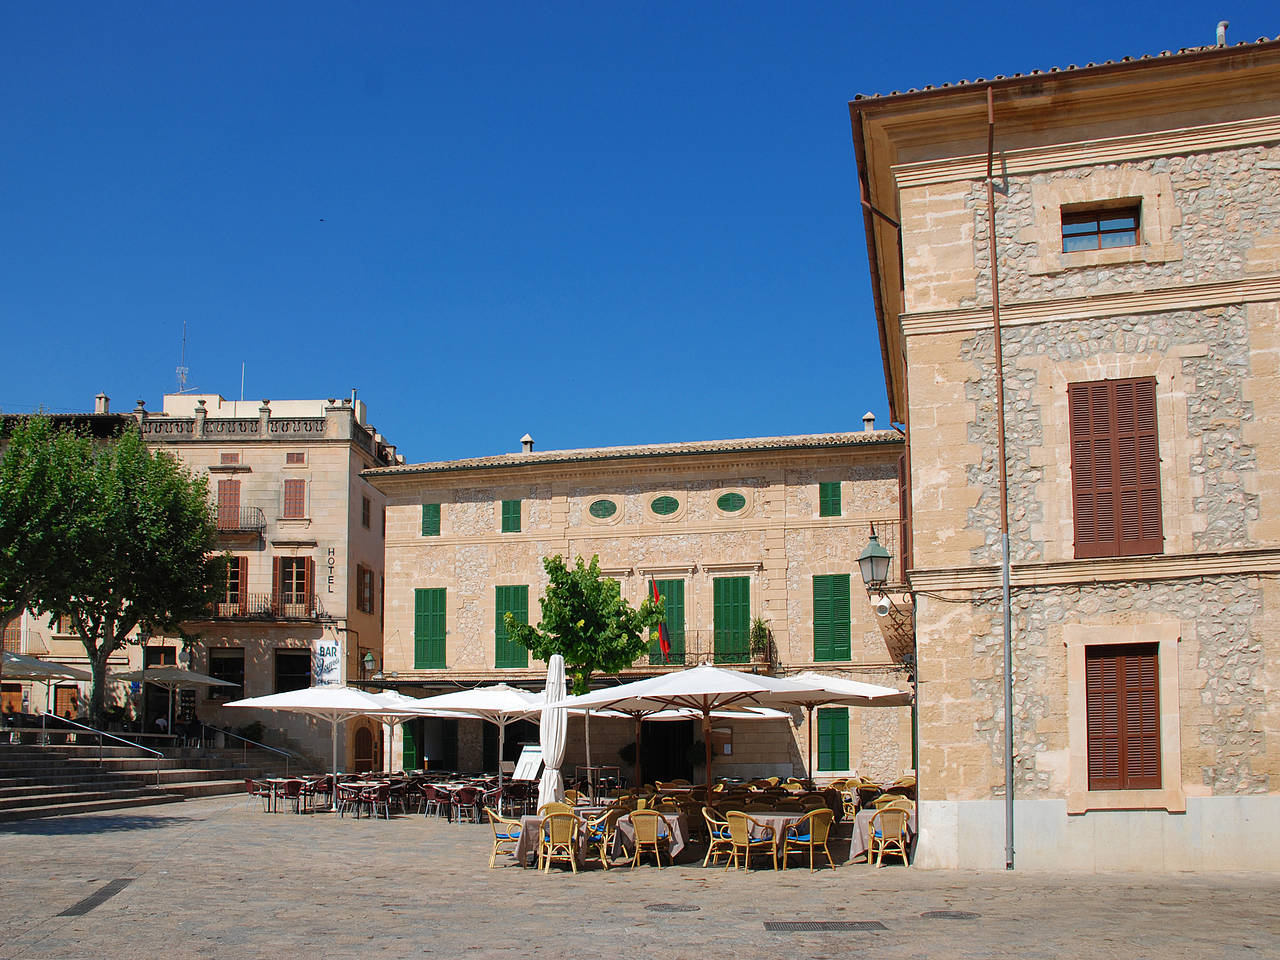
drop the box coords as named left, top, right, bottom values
left=650, top=578, right=670, bottom=662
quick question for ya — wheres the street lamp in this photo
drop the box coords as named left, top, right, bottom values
left=361, top=651, right=376, bottom=678
left=857, top=525, right=892, bottom=589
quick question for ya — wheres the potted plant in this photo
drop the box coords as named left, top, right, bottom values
left=749, top=616, right=772, bottom=663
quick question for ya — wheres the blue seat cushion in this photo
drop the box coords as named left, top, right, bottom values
left=790, top=832, right=812, bottom=842
left=495, top=831, right=519, bottom=840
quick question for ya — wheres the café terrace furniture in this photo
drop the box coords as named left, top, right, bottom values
left=625, top=808, right=671, bottom=868
left=701, top=807, right=733, bottom=867
left=486, top=808, right=524, bottom=868
left=584, top=809, right=624, bottom=870
left=868, top=807, right=911, bottom=867
left=780, top=808, right=836, bottom=871
left=539, top=812, right=584, bottom=874
left=724, top=811, right=778, bottom=871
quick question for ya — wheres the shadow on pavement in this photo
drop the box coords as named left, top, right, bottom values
left=0, top=814, right=200, bottom=836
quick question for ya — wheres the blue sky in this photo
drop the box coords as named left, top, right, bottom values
left=3, top=3, right=1274, bottom=461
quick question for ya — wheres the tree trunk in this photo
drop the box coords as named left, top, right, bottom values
left=88, top=649, right=111, bottom=730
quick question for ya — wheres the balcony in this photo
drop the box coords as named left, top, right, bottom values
left=216, top=506, right=266, bottom=536
left=210, top=593, right=322, bottom=621
left=641, top=629, right=771, bottom=670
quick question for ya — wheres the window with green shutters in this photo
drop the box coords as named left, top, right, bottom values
left=402, top=719, right=420, bottom=770
left=495, top=585, right=529, bottom=668
left=812, top=574, right=852, bottom=662
left=818, top=482, right=842, bottom=517
left=501, top=499, right=521, bottom=533
left=414, top=588, right=446, bottom=668
left=817, top=707, right=850, bottom=771
left=421, top=503, right=441, bottom=537
left=648, top=579, right=686, bottom=665
left=712, top=576, right=750, bottom=664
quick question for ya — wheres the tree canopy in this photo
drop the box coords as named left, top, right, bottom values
left=0, top=418, right=223, bottom=725
left=505, top=554, right=664, bottom=695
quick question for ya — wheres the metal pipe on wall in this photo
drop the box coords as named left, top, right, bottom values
left=986, top=86, right=1016, bottom=871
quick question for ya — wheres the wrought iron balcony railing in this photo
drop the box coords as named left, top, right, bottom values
left=211, top=593, right=321, bottom=621
left=216, top=506, right=266, bottom=534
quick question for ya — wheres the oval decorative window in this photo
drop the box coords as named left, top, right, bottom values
left=650, top=495, right=680, bottom=516
left=589, top=499, right=618, bottom=519
left=717, top=492, right=746, bottom=513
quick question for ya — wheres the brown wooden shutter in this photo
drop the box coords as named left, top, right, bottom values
left=217, top=479, right=240, bottom=528
left=1122, top=646, right=1161, bottom=788
left=272, top=557, right=283, bottom=617
left=1069, top=377, right=1162, bottom=558
left=1086, top=643, right=1160, bottom=791
left=303, top=558, right=315, bottom=615
left=237, top=556, right=249, bottom=616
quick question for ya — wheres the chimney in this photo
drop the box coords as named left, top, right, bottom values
left=862, top=411, right=876, bottom=432
left=1216, top=19, right=1229, bottom=46
left=521, top=433, right=534, bottom=453
left=94, top=392, right=110, bottom=414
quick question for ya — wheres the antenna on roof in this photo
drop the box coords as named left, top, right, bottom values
left=175, top=320, right=195, bottom=394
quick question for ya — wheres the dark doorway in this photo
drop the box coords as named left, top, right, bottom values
left=143, top=647, right=176, bottom=732
left=483, top=719, right=537, bottom=773
left=639, top=719, right=696, bottom=784
left=353, top=726, right=376, bottom=773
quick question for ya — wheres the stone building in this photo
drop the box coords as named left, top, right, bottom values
left=137, top=392, right=402, bottom=769
left=850, top=37, right=1280, bottom=869
left=365, top=429, right=913, bottom=782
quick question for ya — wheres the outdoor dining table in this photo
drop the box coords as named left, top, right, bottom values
left=611, top=811, right=690, bottom=862
left=848, top=806, right=917, bottom=863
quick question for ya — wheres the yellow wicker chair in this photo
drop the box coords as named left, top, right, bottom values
left=585, top=808, right=624, bottom=870
left=868, top=807, right=910, bottom=867
left=780, top=808, right=836, bottom=871
left=485, top=807, right=524, bottom=869
left=724, top=811, right=777, bottom=871
left=701, top=806, right=733, bottom=867
left=538, top=801, right=573, bottom=816
left=627, top=808, right=671, bottom=868
left=538, top=812, right=584, bottom=873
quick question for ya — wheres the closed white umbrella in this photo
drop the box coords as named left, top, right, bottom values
left=537, top=655, right=567, bottom=811
left=224, top=686, right=415, bottom=788
left=398, top=684, right=542, bottom=788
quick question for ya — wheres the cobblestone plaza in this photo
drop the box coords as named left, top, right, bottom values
left=0, top=798, right=1275, bottom=959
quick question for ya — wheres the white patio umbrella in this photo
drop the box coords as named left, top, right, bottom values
left=557, top=664, right=830, bottom=788
left=223, top=686, right=416, bottom=787
left=398, top=683, right=543, bottom=788
left=779, top=671, right=912, bottom=779
left=1, top=651, right=92, bottom=682
left=112, top=666, right=239, bottom=734
left=538, top=655, right=567, bottom=811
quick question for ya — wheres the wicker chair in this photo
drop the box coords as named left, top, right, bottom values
left=627, top=808, right=671, bottom=868
left=701, top=806, right=733, bottom=867
left=537, top=801, right=573, bottom=816
left=724, top=811, right=777, bottom=871
left=868, top=807, right=910, bottom=867
left=780, top=808, right=836, bottom=871
left=538, top=812, right=584, bottom=873
left=585, top=808, right=624, bottom=870
left=485, top=807, right=524, bottom=868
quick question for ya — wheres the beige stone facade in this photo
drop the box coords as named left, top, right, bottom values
left=852, top=40, right=1280, bottom=869
left=366, top=431, right=914, bottom=782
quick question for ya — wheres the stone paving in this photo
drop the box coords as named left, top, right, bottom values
left=0, top=797, right=1276, bottom=959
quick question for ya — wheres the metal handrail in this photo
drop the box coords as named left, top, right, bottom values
left=200, top=724, right=295, bottom=776
left=40, top=715, right=164, bottom=786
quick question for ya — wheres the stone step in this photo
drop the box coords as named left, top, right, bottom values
left=0, top=780, right=148, bottom=800
left=0, top=794, right=185, bottom=823
left=164, top=779, right=252, bottom=799
left=0, top=787, right=162, bottom=811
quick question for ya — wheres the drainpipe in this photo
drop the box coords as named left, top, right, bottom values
left=986, top=86, right=1016, bottom=871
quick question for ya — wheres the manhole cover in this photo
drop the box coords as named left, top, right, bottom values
left=57, top=878, right=134, bottom=918
left=921, top=910, right=981, bottom=920
left=765, top=921, right=887, bottom=932
left=645, top=903, right=700, bottom=913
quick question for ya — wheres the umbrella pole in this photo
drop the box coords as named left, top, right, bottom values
left=585, top=708, right=592, bottom=798
left=633, top=717, right=643, bottom=789
left=807, top=704, right=815, bottom=782
left=703, top=711, right=713, bottom=797
left=168, top=686, right=174, bottom=738
left=498, top=722, right=505, bottom=790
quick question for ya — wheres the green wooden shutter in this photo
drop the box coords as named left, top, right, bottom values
left=648, top=579, right=686, bottom=665
left=414, top=588, right=446, bottom=668
left=818, top=482, right=842, bottom=517
left=713, top=576, right=750, bottom=664
left=421, top=503, right=441, bottom=537
left=495, top=585, right=529, bottom=667
left=813, top=574, right=851, bottom=662
left=402, top=719, right=419, bottom=771
left=501, top=499, right=521, bottom=533
left=817, top=707, right=850, bottom=771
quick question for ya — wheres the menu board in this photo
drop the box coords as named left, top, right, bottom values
left=512, top=744, right=544, bottom=782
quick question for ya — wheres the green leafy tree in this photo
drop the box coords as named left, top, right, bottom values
left=0, top=419, right=223, bottom=725
left=505, top=554, right=664, bottom=695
